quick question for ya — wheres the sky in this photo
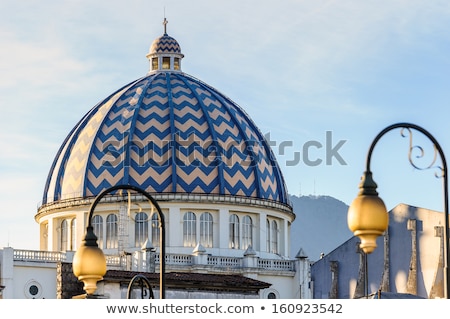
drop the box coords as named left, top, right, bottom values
left=1, top=0, right=450, bottom=250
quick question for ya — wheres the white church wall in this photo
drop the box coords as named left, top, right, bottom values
left=12, top=264, right=57, bottom=299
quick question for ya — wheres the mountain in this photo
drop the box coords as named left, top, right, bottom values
left=289, top=194, right=353, bottom=261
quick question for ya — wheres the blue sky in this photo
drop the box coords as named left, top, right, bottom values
left=1, top=0, right=450, bottom=250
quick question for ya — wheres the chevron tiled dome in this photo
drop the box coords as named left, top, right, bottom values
left=150, top=34, right=182, bottom=54
left=42, top=31, right=290, bottom=206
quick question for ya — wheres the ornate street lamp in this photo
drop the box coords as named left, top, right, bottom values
left=126, top=274, right=155, bottom=299
left=347, top=122, right=449, bottom=298
left=72, top=184, right=166, bottom=298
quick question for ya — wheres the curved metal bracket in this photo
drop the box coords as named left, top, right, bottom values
left=364, top=122, right=449, bottom=299
left=87, top=184, right=166, bottom=299
left=126, top=274, right=155, bottom=299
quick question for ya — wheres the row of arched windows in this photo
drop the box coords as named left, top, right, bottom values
left=92, top=214, right=120, bottom=249
left=183, top=212, right=213, bottom=247
left=59, top=212, right=279, bottom=253
left=229, top=214, right=253, bottom=249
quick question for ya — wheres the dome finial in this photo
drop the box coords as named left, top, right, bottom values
left=163, top=17, right=168, bottom=35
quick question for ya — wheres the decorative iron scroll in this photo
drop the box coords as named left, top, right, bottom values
left=399, top=127, right=443, bottom=178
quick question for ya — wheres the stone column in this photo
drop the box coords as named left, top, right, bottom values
left=329, top=261, right=338, bottom=299
left=379, top=228, right=390, bottom=292
left=353, top=243, right=366, bottom=299
left=429, top=226, right=444, bottom=298
left=406, top=219, right=417, bottom=295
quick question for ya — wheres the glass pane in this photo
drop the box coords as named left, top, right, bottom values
left=152, top=58, right=158, bottom=70
left=174, top=58, right=180, bottom=70
left=135, top=212, right=148, bottom=247
left=229, top=214, right=239, bottom=249
left=151, top=213, right=160, bottom=247
left=200, top=212, right=213, bottom=248
left=92, top=215, right=103, bottom=249
left=242, top=216, right=252, bottom=248
left=162, top=57, right=170, bottom=69
left=183, top=212, right=196, bottom=247
left=106, top=214, right=118, bottom=249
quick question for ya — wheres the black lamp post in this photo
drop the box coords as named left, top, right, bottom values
left=73, top=184, right=166, bottom=299
left=347, top=122, right=449, bottom=299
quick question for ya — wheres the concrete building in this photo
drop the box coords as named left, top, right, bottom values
left=0, top=21, right=312, bottom=299
left=311, top=203, right=446, bottom=299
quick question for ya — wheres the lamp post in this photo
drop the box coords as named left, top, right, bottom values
left=347, top=122, right=449, bottom=299
left=72, top=184, right=166, bottom=299
left=126, top=274, right=155, bottom=299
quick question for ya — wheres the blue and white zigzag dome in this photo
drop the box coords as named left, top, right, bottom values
left=41, top=25, right=291, bottom=208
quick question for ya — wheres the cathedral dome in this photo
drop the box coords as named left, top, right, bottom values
left=41, top=25, right=290, bottom=207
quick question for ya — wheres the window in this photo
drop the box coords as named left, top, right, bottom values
left=151, top=212, right=160, bottom=247
left=271, top=220, right=278, bottom=254
left=92, top=215, right=103, bottom=249
left=152, top=57, right=158, bottom=70
left=242, top=215, right=253, bottom=249
left=106, top=214, right=118, bottom=249
left=135, top=212, right=149, bottom=247
left=267, top=292, right=277, bottom=299
left=229, top=214, right=240, bottom=249
left=183, top=212, right=196, bottom=247
left=200, top=212, right=213, bottom=248
left=266, top=219, right=270, bottom=252
left=162, top=57, right=170, bottom=69
left=174, top=58, right=180, bottom=70
left=60, top=219, right=68, bottom=251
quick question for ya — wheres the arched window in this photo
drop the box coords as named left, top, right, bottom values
left=71, top=218, right=76, bottom=250
left=106, top=214, right=118, bottom=249
left=92, top=215, right=103, bottom=249
left=135, top=212, right=148, bottom=247
left=183, top=212, right=196, bottom=247
left=229, top=214, right=240, bottom=249
left=60, top=219, right=68, bottom=251
left=242, top=215, right=253, bottom=249
left=200, top=212, right=213, bottom=248
left=266, top=219, right=270, bottom=252
left=271, top=220, right=278, bottom=254
left=151, top=212, right=160, bottom=247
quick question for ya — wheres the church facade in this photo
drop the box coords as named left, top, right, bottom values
left=0, top=21, right=311, bottom=299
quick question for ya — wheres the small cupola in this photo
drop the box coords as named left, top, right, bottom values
left=146, top=18, right=184, bottom=73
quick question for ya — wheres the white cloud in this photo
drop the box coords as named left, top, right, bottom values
left=0, top=29, right=92, bottom=89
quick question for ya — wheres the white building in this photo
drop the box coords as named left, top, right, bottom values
left=0, top=21, right=311, bottom=299
left=311, top=203, right=447, bottom=299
